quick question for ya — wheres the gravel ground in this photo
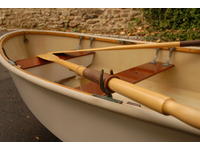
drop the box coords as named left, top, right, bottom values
left=0, top=31, right=61, bottom=142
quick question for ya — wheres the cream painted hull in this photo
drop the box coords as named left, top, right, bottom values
left=0, top=30, right=200, bottom=141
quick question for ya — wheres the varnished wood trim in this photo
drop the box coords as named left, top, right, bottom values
left=1, top=30, right=200, bottom=59
left=16, top=52, right=94, bottom=69
left=115, top=62, right=174, bottom=83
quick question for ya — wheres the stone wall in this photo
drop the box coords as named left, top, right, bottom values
left=0, top=8, right=142, bottom=35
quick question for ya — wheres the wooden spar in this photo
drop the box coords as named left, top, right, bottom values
left=50, top=40, right=200, bottom=54
left=38, top=53, right=200, bottom=129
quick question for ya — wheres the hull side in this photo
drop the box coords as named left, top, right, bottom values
left=10, top=72, right=200, bottom=141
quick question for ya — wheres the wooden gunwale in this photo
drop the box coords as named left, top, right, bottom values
left=1, top=30, right=200, bottom=63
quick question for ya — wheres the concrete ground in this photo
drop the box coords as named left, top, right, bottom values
left=0, top=62, right=61, bottom=142
left=0, top=31, right=60, bottom=142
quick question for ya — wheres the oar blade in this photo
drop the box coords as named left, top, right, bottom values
left=37, top=53, right=60, bottom=62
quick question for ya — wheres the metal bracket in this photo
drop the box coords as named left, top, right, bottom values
left=110, top=69, right=114, bottom=75
left=89, top=37, right=95, bottom=48
left=93, top=94, right=123, bottom=104
left=119, top=40, right=126, bottom=45
left=76, top=36, right=83, bottom=50
left=2, top=47, right=16, bottom=66
left=7, top=59, right=16, bottom=66
left=151, top=48, right=161, bottom=64
left=119, top=40, right=133, bottom=45
left=23, top=35, right=28, bottom=43
left=99, top=69, right=113, bottom=97
left=163, top=47, right=176, bottom=66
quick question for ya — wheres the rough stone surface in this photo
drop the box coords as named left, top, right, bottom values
left=0, top=8, right=142, bottom=34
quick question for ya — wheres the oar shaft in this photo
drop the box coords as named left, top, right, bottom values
left=108, top=78, right=170, bottom=113
left=163, top=100, right=200, bottom=129
left=52, top=40, right=200, bottom=54
left=108, top=78, right=200, bottom=129
left=52, top=42, right=179, bottom=54
left=55, top=58, right=86, bottom=76
left=38, top=53, right=200, bottom=129
left=83, top=67, right=200, bottom=129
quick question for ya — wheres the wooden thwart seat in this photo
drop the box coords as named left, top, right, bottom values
left=15, top=52, right=95, bottom=69
left=116, top=62, right=174, bottom=83
left=77, top=62, right=174, bottom=95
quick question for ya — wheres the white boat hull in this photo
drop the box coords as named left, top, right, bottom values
left=1, top=30, right=200, bottom=141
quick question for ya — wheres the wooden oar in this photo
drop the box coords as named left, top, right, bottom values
left=50, top=40, right=200, bottom=54
left=38, top=53, right=200, bottom=129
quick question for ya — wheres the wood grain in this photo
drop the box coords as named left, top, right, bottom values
left=15, top=52, right=94, bottom=69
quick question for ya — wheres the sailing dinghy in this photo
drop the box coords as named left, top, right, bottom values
left=1, top=30, right=200, bottom=141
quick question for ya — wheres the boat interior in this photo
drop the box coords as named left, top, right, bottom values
left=1, top=31, right=200, bottom=112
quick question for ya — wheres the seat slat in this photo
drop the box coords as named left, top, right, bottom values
left=116, top=62, right=174, bottom=83
left=15, top=52, right=95, bottom=69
